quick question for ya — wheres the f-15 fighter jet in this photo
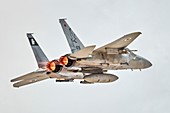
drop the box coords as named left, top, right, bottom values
left=10, top=19, right=152, bottom=87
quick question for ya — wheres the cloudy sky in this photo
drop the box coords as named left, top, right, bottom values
left=0, top=0, right=170, bottom=113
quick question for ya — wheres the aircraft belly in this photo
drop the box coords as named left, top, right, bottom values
left=58, top=67, right=84, bottom=79
left=59, top=72, right=84, bottom=79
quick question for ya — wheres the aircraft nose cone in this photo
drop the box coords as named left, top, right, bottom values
left=144, top=60, right=152, bottom=68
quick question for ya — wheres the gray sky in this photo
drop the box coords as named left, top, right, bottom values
left=0, top=0, right=170, bottom=113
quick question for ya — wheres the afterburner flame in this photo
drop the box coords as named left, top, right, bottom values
left=49, top=62, right=55, bottom=71
left=59, top=56, right=68, bottom=65
left=46, top=60, right=60, bottom=71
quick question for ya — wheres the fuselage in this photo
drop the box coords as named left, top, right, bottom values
left=74, top=49, right=152, bottom=70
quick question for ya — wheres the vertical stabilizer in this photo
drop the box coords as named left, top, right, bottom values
left=27, top=33, right=49, bottom=68
left=59, top=19, right=84, bottom=53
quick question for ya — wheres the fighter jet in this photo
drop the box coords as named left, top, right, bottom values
left=10, top=19, right=152, bottom=87
left=58, top=19, right=152, bottom=83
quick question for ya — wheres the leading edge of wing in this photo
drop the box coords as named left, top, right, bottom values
left=94, top=32, right=141, bottom=53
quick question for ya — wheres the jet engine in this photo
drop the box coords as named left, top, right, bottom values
left=81, top=73, right=118, bottom=83
left=59, top=56, right=76, bottom=67
left=46, top=60, right=63, bottom=73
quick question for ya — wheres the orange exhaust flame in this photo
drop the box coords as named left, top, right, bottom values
left=46, top=60, right=60, bottom=71
left=49, top=62, right=55, bottom=71
left=59, top=56, right=68, bottom=65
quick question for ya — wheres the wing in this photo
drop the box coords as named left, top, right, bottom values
left=11, top=70, right=50, bottom=88
left=70, top=45, right=96, bottom=58
left=59, top=19, right=85, bottom=53
left=93, top=32, right=141, bottom=53
left=27, top=33, right=49, bottom=68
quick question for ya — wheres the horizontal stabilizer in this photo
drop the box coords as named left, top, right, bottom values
left=11, top=70, right=49, bottom=87
left=13, top=75, right=49, bottom=88
left=11, top=70, right=47, bottom=82
left=94, top=32, right=141, bottom=53
left=70, top=45, right=96, bottom=58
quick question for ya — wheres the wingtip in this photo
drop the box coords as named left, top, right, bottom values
left=127, top=32, right=142, bottom=37
left=131, top=32, right=142, bottom=34
left=135, top=32, right=142, bottom=35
